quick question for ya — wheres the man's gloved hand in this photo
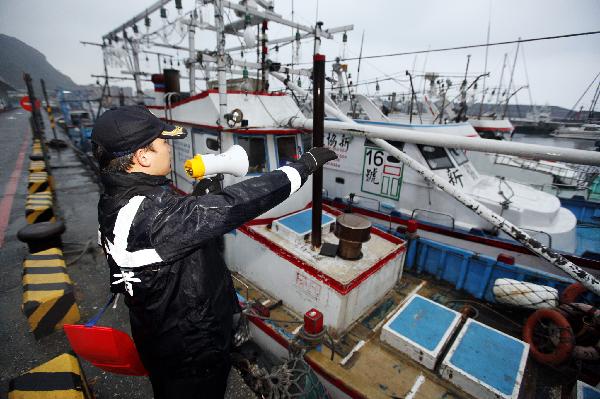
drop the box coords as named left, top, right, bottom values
left=297, top=147, right=338, bottom=174
left=191, top=174, right=223, bottom=196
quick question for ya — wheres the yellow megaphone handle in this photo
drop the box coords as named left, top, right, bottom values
left=184, top=154, right=206, bottom=179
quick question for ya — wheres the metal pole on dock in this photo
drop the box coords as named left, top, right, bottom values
left=311, top=53, right=326, bottom=249
left=40, top=79, right=57, bottom=140
left=23, top=73, right=43, bottom=139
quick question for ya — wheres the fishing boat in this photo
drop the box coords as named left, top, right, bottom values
left=551, top=123, right=600, bottom=140
left=323, top=93, right=600, bottom=268
left=67, top=1, right=600, bottom=398
left=149, top=69, right=600, bottom=399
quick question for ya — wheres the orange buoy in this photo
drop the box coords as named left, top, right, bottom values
left=560, top=282, right=587, bottom=304
left=523, top=308, right=575, bottom=366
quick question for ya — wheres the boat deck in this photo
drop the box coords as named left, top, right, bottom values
left=249, top=213, right=402, bottom=286
left=233, top=271, right=548, bottom=399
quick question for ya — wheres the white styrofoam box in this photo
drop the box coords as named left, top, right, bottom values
left=381, top=294, right=462, bottom=370
left=272, top=208, right=335, bottom=246
left=440, top=318, right=529, bottom=399
left=573, top=380, right=600, bottom=399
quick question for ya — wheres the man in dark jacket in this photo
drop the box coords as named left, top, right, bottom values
left=91, top=105, right=336, bottom=398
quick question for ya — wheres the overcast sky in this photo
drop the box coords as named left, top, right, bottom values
left=1, top=0, right=599, bottom=109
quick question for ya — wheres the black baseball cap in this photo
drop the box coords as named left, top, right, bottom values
left=92, top=105, right=187, bottom=158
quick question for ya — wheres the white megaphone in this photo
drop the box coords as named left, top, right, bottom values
left=184, top=144, right=249, bottom=179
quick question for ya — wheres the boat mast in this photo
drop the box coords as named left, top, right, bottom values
left=588, top=78, right=600, bottom=122
left=520, top=45, right=537, bottom=119
left=478, top=1, right=491, bottom=119
left=128, top=38, right=144, bottom=104
left=494, top=53, right=507, bottom=118
left=311, top=54, right=326, bottom=249
left=351, top=31, right=365, bottom=118
left=214, top=0, right=228, bottom=126
left=188, top=10, right=196, bottom=95
left=502, top=38, right=520, bottom=119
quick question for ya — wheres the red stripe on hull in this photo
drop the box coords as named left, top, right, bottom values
left=472, top=126, right=514, bottom=133
left=146, top=89, right=287, bottom=110
left=152, top=117, right=303, bottom=135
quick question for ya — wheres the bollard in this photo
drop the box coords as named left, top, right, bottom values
left=20, top=247, right=80, bottom=339
left=17, top=220, right=65, bottom=253
left=8, top=352, right=92, bottom=398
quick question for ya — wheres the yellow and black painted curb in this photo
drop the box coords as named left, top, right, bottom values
left=8, top=352, right=92, bottom=399
left=29, top=160, right=47, bottom=173
left=26, top=192, right=53, bottom=203
left=25, top=195, right=55, bottom=224
left=32, top=140, right=43, bottom=153
left=28, top=172, right=51, bottom=195
left=22, top=248, right=80, bottom=339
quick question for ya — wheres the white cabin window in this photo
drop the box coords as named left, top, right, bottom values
left=417, top=145, right=453, bottom=170
left=236, top=135, right=268, bottom=173
left=276, top=136, right=298, bottom=167
left=448, top=148, right=468, bottom=165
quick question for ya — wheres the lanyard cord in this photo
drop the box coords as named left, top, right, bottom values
left=85, top=293, right=117, bottom=327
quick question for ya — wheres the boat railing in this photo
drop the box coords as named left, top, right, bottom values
left=520, top=228, right=552, bottom=248
left=346, top=193, right=395, bottom=230
left=529, top=182, right=590, bottom=199
left=411, top=208, right=456, bottom=230
left=231, top=273, right=250, bottom=301
left=494, top=154, right=599, bottom=187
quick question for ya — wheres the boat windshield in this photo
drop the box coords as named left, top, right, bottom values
left=417, top=145, right=454, bottom=170
left=447, top=148, right=469, bottom=165
left=276, top=136, right=299, bottom=167
left=237, top=135, right=268, bottom=173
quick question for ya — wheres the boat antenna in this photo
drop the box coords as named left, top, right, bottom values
left=478, top=1, right=491, bottom=119
left=502, top=38, right=520, bottom=119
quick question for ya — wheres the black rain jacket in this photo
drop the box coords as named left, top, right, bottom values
left=97, top=165, right=308, bottom=374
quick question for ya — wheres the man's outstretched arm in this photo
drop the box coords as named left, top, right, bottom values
left=145, top=147, right=337, bottom=261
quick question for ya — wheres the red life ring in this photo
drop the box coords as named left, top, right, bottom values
left=560, top=282, right=587, bottom=304
left=523, top=308, right=575, bottom=366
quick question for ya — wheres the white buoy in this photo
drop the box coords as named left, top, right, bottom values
left=493, top=278, right=558, bottom=309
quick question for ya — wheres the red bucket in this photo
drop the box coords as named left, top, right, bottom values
left=63, top=324, right=148, bottom=376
